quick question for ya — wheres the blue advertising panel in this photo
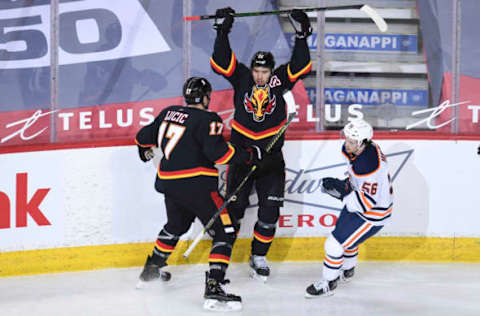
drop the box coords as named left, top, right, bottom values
left=306, top=87, right=428, bottom=106
left=286, top=33, right=417, bottom=52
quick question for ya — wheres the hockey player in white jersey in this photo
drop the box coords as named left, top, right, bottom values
left=305, top=119, right=393, bottom=298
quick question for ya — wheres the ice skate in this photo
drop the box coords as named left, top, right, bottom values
left=249, top=255, right=270, bottom=282
left=203, top=272, right=242, bottom=312
left=305, top=277, right=338, bottom=298
left=340, top=267, right=355, bottom=283
left=136, top=255, right=171, bottom=289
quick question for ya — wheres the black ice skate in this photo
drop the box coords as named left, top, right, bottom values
left=340, top=267, right=355, bottom=283
left=136, top=255, right=171, bottom=289
left=249, top=255, right=270, bottom=282
left=305, top=277, right=339, bottom=298
left=204, top=272, right=242, bottom=312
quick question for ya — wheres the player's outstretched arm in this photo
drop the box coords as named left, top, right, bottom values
left=285, top=10, right=312, bottom=83
left=210, top=7, right=237, bottom=78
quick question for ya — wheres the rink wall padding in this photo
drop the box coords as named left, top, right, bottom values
left=1, top=237, right=480, bottom=277
left=1, top=140, right=480, bottom=277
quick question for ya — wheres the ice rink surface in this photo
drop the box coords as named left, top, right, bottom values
left=1, top=261, right=479, bottom=316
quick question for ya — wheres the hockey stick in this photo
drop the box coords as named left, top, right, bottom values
left=183, top=108, right=297, bottom=258
left=183, top=5, right=387, bottom=32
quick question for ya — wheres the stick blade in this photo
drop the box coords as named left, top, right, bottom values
left=360, top=5, right=388, bottom=32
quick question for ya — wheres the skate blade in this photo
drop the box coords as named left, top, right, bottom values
left=340, top=276, right=353, bottom=283
left=135, top=279, right=167, bottom=290
left=135, top=271, right=171, bottom=289
left=136, top=280, right=148, bottom=289
left=304, top=290, right=334, bottom=299
left=203, top=299, right=242, bottom=312
left=249, top=269, right=268, bottom=283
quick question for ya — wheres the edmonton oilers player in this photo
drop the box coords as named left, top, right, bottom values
left=306, top=119, right=394, bottom=297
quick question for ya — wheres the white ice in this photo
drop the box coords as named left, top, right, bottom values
left=1, top=261, right=479, bottom=316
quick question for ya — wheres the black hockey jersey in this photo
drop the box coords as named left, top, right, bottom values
left=135, top=105, right=249, bottom=194
left=210, top=32, right=311, bottom=152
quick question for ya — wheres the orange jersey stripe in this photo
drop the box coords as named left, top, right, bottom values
left=253, top=231, right=274, bottom=243
left=231, top=119, right=286, bottom=140
left=360, top=192, right=374, bottom=209
left=158, top=167, right=218, bottom=179
left=287, top=61, right=312, bottom=82
left=155, top=240, right=174, bottom=252
left=344, top=247, right=359, bottom=254
left=209, top=254, right=230, bottom=264
left=209, top=254, right=230, bottom=261
left=209, top=258, right=230, bottom=264
left=341, top=148, right=357, bottom=161
left=215, top=143, right=235, bottom=164
left=364, top=207, right=393, bottom=217
left=344, top=223, right=372, bottom=248
left=210, top=52, right=236, bottom=77
left=135, top=138, right=155, bottom=148
left=324, top=256, right=344, bottom=266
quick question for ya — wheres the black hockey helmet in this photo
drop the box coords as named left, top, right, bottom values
left=183, top=77, right=212, bottom=106
left=250, top=51, right=275, bottom=70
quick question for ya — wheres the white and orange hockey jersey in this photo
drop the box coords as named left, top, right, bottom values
left=342, top=142, right=393, bottom=226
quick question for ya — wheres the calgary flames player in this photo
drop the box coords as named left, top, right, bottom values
left=210, top=7, right=312, bottom=281
left=135, top=77, right=266, bottom=312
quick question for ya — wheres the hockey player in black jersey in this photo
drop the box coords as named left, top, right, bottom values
left=210, top=7, right=312, bottom=281
left=135, top=77, right=265, bottom=312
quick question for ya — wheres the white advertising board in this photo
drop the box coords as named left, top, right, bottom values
left=1, top=139, right=479, bottom=252
left=0, top=151, right=64, bottom=250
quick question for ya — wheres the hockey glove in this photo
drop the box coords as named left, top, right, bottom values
left=288, top=9, right=312, bottom=39
left=213, top=7, right=235, bottom=34
left=138, top=146, right=154, bottom=162
left=321, top=177, right=352, bottom=200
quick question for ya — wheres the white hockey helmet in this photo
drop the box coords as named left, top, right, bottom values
left=342, top=119, right=373, bottom=146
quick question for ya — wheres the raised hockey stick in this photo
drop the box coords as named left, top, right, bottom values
left=183, top=105, right=297, bottom=258
left=183, top=5, right=387, bottom=32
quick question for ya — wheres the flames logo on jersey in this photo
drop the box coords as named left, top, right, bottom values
left=243, top=85, right=276, bottom=122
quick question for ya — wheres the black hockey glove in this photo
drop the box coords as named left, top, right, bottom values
left=137, top=145, right=154, bottom=162
left=213, top=7, right=235, bottom=34
left=322, top=177, right=352, bottom=200
left=288, top=9, right=312, bottom=39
